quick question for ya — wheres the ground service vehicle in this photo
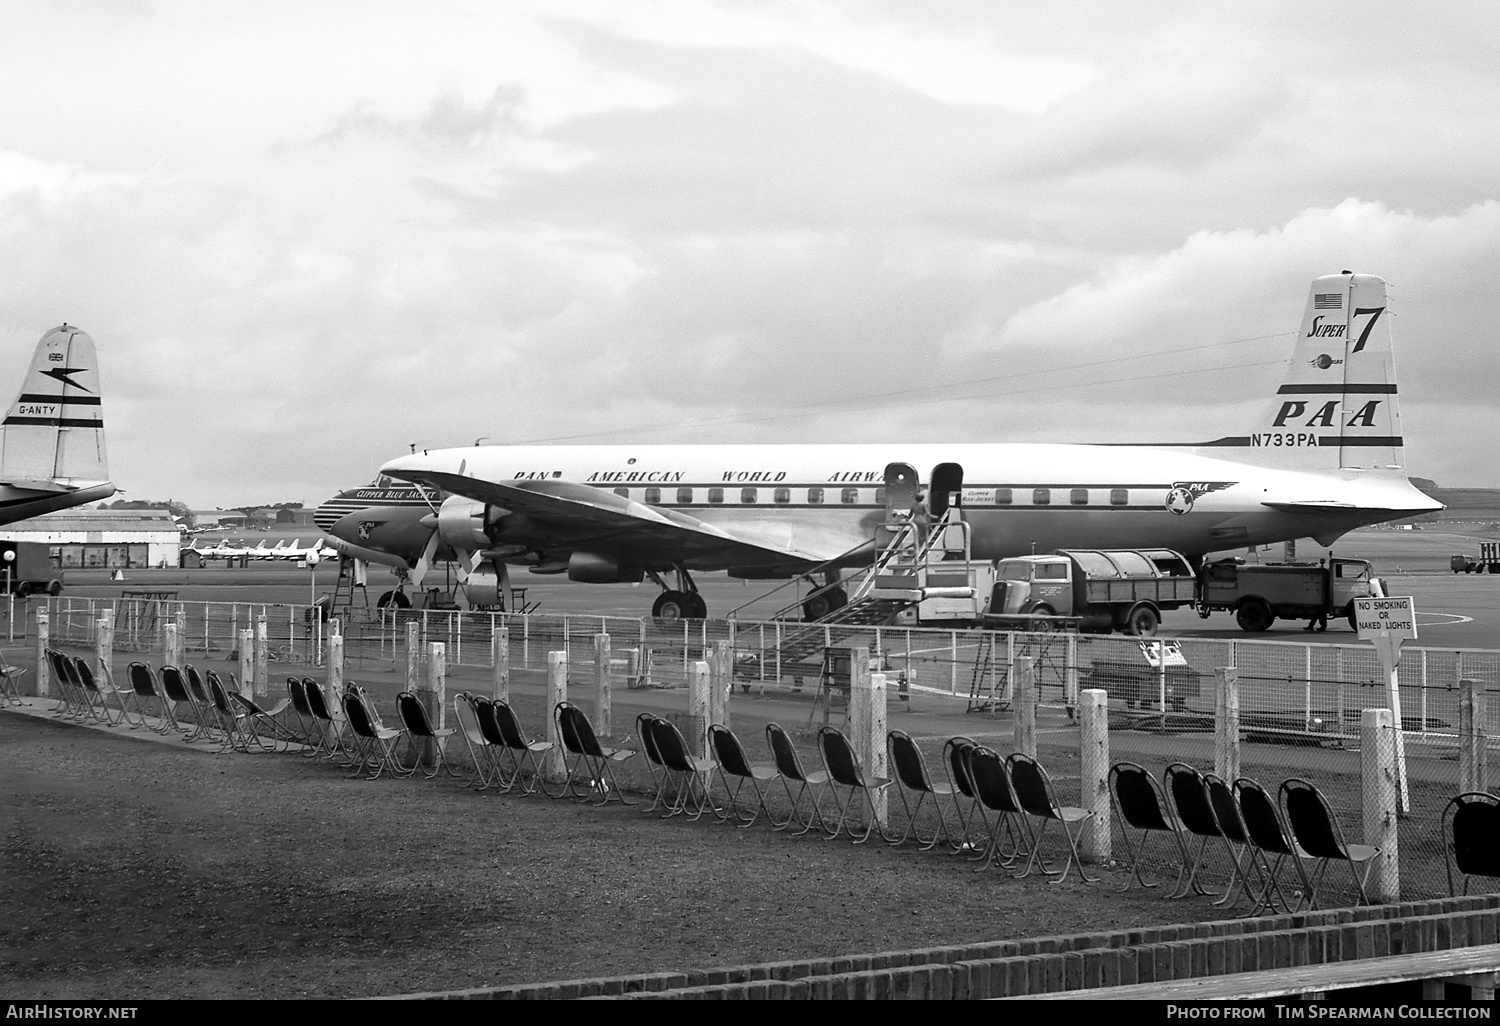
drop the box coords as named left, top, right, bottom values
left=983, top=549, right=1197, bottom=636
left=1195, top=556, right=1381, bottom=632
left=0, top=540, right=62, bottom=596
left=1451, top=543, right=1500, bottom=574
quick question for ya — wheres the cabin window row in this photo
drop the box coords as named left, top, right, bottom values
left=991, top=487, right=1131, bottom=507
left=609, top=486, right=886, bottom=505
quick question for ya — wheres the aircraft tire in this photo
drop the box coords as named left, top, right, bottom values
left=653, top=591, right=691, bottom=620
left=687, top=593, right=708, bottom=619
left=377, top=590, right=411, bottom=610
left=1235, top=599, right=1274, bottom=633
left=803, top=593, right=833, bottom=621
left=1124, top=603, right=1159, bottom=637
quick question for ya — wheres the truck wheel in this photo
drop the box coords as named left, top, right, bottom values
left=47, top=580, right=62, bottom=596
left=14, top=582, right=29, bottom=598
left=1236, top=599, right=1274, bottom=632
left=1345, top=602, right=1356, bottom=631
left=1124, top=603, right=1159, bottom=637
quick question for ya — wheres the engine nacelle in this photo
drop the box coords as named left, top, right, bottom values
left=461, top=560, right=507, bottom=608
left=566, top=552, right=644, bottom=584
left=436, top=496, right=492, bottom=550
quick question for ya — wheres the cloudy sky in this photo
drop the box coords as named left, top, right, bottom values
left=1, top=0, right=1497, bottom=509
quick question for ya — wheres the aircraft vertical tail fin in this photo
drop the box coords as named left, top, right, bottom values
left=0, top=325, right=110, bottom=488
left=1197, top=273, right=1404, bottom=471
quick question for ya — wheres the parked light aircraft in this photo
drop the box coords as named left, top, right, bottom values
left=0, top=325, right=114, bottom=523
left=326, top=273, right=1442, bottom=619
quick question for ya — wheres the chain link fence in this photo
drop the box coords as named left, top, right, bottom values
left=17, top=598, right=1497, bottom=904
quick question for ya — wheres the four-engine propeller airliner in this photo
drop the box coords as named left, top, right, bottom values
left=324, top=273, right=1441, bottom=619
left=0, top=325, right=114, bottom=524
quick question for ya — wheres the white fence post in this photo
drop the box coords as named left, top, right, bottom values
left=1013, top=655, right=1036, bottom=757
left=238, top=629, right=253, bottom=699
left=35, top=608, right=48, bottom=698
left=326, top=628, right=344, bottom=695
left=544, top=651, right=568, bottom=783
left=422, top=641, right=446, bottom=769
left=254, top=615, right=268, bottom=699
left=1460, top=678, right=1487, bottom=794
left=688, top=660, right=711, bottom=759
left=1214, top=667, right=1241, bottom=785
left=95, top=610, right=114, bottom=690
left=711, top=639, right=732, bottom=730
left=1079, top=688, right=1110, bottom=862
left=405, top=622, right=421, bottom=694
left=493, top=626, right=509, bottom=702
left=594, top=632, right=612, bottom=738
left=1361, top=707, right=1400, bottom=903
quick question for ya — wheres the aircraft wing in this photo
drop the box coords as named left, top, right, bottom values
left=389, top=470, right=836, bottom=570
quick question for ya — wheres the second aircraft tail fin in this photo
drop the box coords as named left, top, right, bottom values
left=0, top=324, right=110, bottom=489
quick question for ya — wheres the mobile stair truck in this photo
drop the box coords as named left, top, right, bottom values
left=982, top=548, right=1199, bottom=636
left=1195, top=556, right=1383, bottom=632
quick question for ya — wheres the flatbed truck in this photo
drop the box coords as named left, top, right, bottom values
left=981, top=548, right=1198, bottom=636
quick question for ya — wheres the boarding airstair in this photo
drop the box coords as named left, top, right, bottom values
left=766, top=462, right=989, bottom=678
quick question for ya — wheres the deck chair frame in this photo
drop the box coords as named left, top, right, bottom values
left=887, top=730, right=956, bottom=850
left=1279, top=777, right=1381, bottom=908
left=766, top=722, right=830, bottom=836
left=1008, top=752, right=1097, bottom=885
left=709, top=723, right=781, bottom=828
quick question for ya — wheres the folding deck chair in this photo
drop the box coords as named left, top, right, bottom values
left=766, top=722, right=830, bottom=836
left=285, top=677, right=323, bottom=753
left=204, top=669, right=273, bottom=753
left=1007, top=752, right=1097, bottom=884
left=816, top=726, right=893, bottom=844
left=887, top=730, right=957, bottom=850
left=1279, top=777, right=1381, bottom=908
left=301, top=679, right=353, bottom=762
left=1443, top=791, right=1500, bottom=897
left=1108, top=762, right=1187, bottom=893
left=1163, top=762, right=1229, bottom=899
left=230, top=690, right=301, bottom=752
left=963, top=745, right=1029, bottom=873
left=1233, top=776, right=1310, bottom=916
left=342, top=688, right=409, bottom=780
left=122, top=662, right=177, bottom=734
left=396, top=691, right=459, bottom=779
left=71, top=657, right=127, bottom=726
left=452, top=692, right=503, bottom=790
left=0, top=648, right=29, bottom=706
left=1203, top=772, right=1260, bottom=909
left=46, top=649, right=85, bottom=720
left=635, top=712, right=670, bottom=812
left=159, top=666, right=209, bottom=740
left=647, top=716, right=715, bottom=819
left=709, top=723, right=780, bottom=827
left=941, top=736, right=984, bottom=853
left=554, top=702, right=635, bottom=805
left=488, top=698, right=559, bottom=796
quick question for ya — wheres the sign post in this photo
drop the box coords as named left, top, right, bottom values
left=1353, top=596, right=1417, bottom=813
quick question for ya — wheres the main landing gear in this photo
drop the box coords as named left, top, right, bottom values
left=649, top=566, right=707, bottom=621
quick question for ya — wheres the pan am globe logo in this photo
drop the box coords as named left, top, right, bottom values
left=1310, top=353, right=1343, bottom=370
left=1165, top=481, right=1237, bottom=515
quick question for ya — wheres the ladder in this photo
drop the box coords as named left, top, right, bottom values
left=328, top=557, right=370, bottom=619
left=967, top=632, right=1011, bottom=714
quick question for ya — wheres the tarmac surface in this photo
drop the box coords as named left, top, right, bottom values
left=34, top=525, right=1500, bottom=650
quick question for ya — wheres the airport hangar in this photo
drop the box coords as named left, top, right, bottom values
left=0, top=508, right=181, bottom=569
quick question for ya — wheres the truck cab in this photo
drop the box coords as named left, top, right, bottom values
left=990, top=556, right=1075, bottom=618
